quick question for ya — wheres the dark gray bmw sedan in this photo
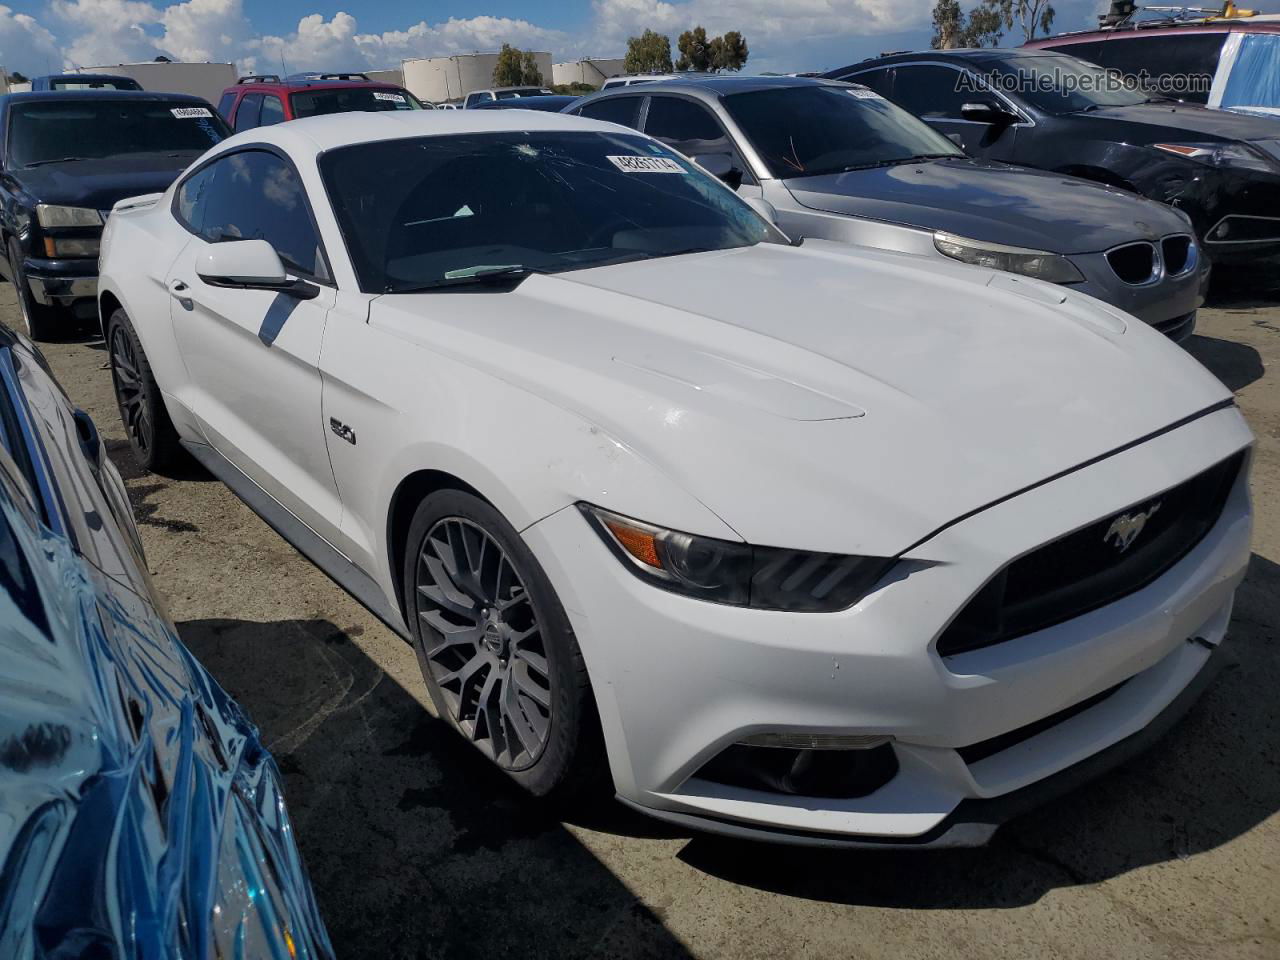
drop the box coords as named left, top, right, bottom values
left=568, top=75, right=1209, bottom=341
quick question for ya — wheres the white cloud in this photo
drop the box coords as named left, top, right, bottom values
left=4, top=0, right=1134, bottom=80
left=0, top=4, right=61, bottom=76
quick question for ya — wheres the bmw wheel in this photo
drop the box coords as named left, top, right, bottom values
left=403, top=489, right=605, bottom=799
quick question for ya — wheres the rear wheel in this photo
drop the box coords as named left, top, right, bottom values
left=7, top=239, right=58, bottom=342
left=106, top=308, right=183, bottom=472
left=402, top=489, right=605, bottom=800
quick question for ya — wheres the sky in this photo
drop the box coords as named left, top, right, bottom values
left=0, top=0, right=1276, bottom=79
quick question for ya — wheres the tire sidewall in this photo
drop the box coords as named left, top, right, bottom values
left=401, top=489, right=590, bottom=798
left=105, top=308, right=165, bottom=471
left=8, top=239, right=54, bottom=341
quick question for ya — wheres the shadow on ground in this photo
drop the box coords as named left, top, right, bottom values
left=183, top=552, right=1278, bottom=927
left=679, top=553, right=1279, bottom=907
left=1185, top=334, right=1266, bottom=392
left=181, top=617, right=693, bottom=960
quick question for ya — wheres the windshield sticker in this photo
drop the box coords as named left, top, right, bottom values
left=373, top=91, right=407, bottom=102
left=171, top=106, right=213, bottom=118
left=607, top=155, right=686, bottom=174
left=847, top=88, right=882, bottom=100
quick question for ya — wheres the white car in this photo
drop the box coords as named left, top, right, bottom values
left=97, top=110, right=1253, bottom=847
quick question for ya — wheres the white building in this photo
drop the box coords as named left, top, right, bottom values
left=70, top=62, right=236, bottom=106
left=552, top=58, right=626, bottom=88
left=364, top=68, right=404, bottom=87
left=400, top=52, right=554, bottom=103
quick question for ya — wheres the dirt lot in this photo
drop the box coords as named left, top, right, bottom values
left=10, top=283, right=1279, bottom=960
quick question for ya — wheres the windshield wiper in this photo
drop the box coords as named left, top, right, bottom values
left=1142, top=97, right=1178, bottom=105
left=23, top=156, right=92, bottom=168
left=1065, top=103, right=1105, bottom=114
left=385, top=265, right=538, bottom=293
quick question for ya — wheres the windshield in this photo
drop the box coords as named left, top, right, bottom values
left=320, top=131, right=781, bottom=293
left=290, top=87, right=422, bottom=118
left=722, top=84, right=963, bottom=179
left=496, top=88, right=552, bottom=99
left=6, top=100, right=230, bottom=168
left=981, top=55, right=1146, bottom=114
left=50, top=78, right=138, bottom=90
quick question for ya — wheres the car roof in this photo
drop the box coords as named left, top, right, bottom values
left=2, top=89, right=210, bottom=105
left=826, top=46, right=1071, bottom=75
left=36, top=73, right=134, bottom=82
left=225, top=79, right=408, bottom=95
left=221, top=107, right=637, bottom=155
left=1028, top=18, right=1280, bottom=45
left=582, top=74, right=855, bottom=105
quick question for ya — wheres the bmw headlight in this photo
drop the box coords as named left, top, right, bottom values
left=580, top=504, right=893, bottom=612
left=933, top=231, right=1084, bottom=284
left=35, top=204, right=103, bottom=228
left=1154, top=142, right=1276, bottom=173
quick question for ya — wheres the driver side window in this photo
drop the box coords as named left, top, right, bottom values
left=886, top=66, right=972, bottom=120
left=642, top=96, right=755, bottom=185
left=175, top=151, right=329, bottom=281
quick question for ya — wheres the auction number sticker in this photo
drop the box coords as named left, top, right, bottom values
left=171, top=106, right=213, bottom=118
left=847, top=88, right=882, bottom=100
left=607, top=155, right=686, bottom=174
left=373, top=91, right=407, bottom=102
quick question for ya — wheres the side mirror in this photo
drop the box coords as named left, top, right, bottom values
left=743, top=196, right=780, bottom=226
left=196, top=239, right=318, bottom=300
left=695, top=153, right=745, bottom=191
left=960, top=101, right=1016, bottom=126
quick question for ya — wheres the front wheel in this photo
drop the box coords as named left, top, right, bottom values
left=106, top=308, right=184, bottom=473
left=402, top=489, right=606, bottom=801
left=7, top=239, right=58, bottom=342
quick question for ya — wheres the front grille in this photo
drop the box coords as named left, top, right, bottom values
left=1161, top=235, right=1192, bottom=275
left=937, top=450, right=1244, bottom=657
left=1106, top=242, right=1156, bottom=284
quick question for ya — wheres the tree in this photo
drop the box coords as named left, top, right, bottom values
left=677, top=25, right=749, bottom=72
left=991, top=0, right=1056, bottom=41
left=676, top=26, right=712, bottom=71
left=710, top=31, right=749, bottom=72
left=7, top=71, right=28, bottom=83
left=931, top=0, right=1004, bottom=48
left=492, top=44, right=543, bottom=87
left=624, top=29, right=673, bottom=74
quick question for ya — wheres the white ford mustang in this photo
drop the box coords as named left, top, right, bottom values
left=98, top=110, right=1253, bottom=847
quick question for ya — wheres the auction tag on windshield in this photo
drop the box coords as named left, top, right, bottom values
left=171, top=106, right=213, bottom=118
left=607, top=155, right=685, bottom=174
left=847, top=88, right=882, bottom=100
left=373, top=91, right=406, bottom=102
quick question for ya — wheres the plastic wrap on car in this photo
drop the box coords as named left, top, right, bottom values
left=0, top=489, right=334, bottom=960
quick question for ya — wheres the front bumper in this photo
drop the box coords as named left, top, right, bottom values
left=1169, top=166, right=1280, bottom=264
left=24, top=256, right=98, bottom=305
left=523, top=405, right=1253, bottom=845
left=1068, top=245, right=1207, bottom=336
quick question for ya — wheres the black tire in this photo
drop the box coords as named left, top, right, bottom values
left=7, top=238, right=59, bottom=342
left=402, top=489, right=607, bottom=802
left=105, top=308, right=184, bottom=473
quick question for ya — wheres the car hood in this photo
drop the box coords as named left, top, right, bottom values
left=1077, top=102, right=1280, bottom=143
left=783, top=159, right=1191, bottom=253
left=370, top=241, right=1230, bottom=555
left=13, top=153, right=196, bottom=211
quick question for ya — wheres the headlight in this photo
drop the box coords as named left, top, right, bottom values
left=43, top=237, right=100, bottom=258
left=933, top=231, right=1084, bottom=284
left=580, top=504, right=894, bottom=612
left=35, top=204, right=103, bottom=228
left=1153, top=142, right=1275, bottom=173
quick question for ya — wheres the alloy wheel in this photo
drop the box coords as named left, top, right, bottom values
left=109, top=324, right=152, bottom=457
left=415, top=517, right=553, bottom=770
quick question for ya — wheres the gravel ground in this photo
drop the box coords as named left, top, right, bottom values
left=10, top=284, right=1279, bottom=960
